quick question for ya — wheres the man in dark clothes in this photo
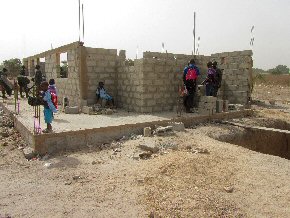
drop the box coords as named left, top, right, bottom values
left=0, top=68, right=9, bottom=98
left=212, top=61, right=223, bottom=97
left=17, top=66, right=30, bottom=98
left=34, top=65, right=42, bottom=94
left=183, top=59, right=200, bottom=112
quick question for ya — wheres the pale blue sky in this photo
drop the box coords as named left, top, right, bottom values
left=0, top=0, right=289, bottom=70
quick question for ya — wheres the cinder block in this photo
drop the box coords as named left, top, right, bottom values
left=82, top=106, right=94, bottom=114
left=169, top=122, right=185, bottom=132
left=223, top=100, right=229, bottom=112
left=143, top=127, right=152, bottom=137
left=65, top=106, right=79, bottom=114
left=216, top=100, right=223, bottom=113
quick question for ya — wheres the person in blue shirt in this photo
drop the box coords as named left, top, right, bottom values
left=183, top=59, right=200, bottom=112
left=96, top=82, right=114, bottom=107
left=40, top=81, right=57, bottom=133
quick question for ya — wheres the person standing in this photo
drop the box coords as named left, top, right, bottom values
left=17, top=66, right=30, bottom=98
left=204, top=61, right=216, bottom=96
left=183, top=59, right=200, bottom=112
left=40, top=81, right=57, bottom=133
left=48, top=79, right=58, bottom=109
left=0, top=68, right=9, bottom=98
left=34, top=65, right=42, bottom=94
left=212, top=61, right=223, bottom=97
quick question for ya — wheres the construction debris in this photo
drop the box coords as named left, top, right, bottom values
left=224, top=186, right=234, bottom=193
left=138, top=142, right=159, bottom=153
left=23, top=147, right=35, bottom=160
left=65, top=106, right=79, bottom=114
left=154, top=126, right=173, bottom=136
left=139, top=151, right=153, bottom=159
left=82, top=106, right=94, bottom=114
left=169, top=122, right=185, bottom=132
left=143, top=127, right=152, bottom=137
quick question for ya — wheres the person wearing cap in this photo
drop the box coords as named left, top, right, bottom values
left=212, top=61, right=223, bottom=97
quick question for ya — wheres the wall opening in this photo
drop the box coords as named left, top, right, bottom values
left=57, top=52, right=68, bottom=78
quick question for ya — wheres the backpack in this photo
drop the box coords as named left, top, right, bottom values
left=186, top=67, right=197, bottom=80
left=50, top=92, right=58, bottom=109
left=28, top=96, right=42, bottom=106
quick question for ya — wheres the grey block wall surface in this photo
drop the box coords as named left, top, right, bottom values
left=23, top=42, right=253, bottom=112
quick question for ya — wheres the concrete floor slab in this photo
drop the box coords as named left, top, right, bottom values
left=1, top=98, right=253, bottom=155
left=2, top=99, right=189, bottom=133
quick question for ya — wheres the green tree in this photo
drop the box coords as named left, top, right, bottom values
left=253, top=68, right=268, bottom=75
left=60, top=61, right=68, bottom=78
left=268, top=65, right=289, bottom=74
left=1, top=58, right=22, bottom=77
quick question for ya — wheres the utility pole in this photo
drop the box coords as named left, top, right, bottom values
left=250, top=25, right=255, bottom=49
left=193, top=12, right=196, bottom=55
left=78, top=0, right=81, bottom=42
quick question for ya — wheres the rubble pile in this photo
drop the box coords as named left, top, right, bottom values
left=0, top=108, right=27, bottom=151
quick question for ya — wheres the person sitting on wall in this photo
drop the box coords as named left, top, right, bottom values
left=212, top=61, right=223, bottom=97
left=96, top=81, right=114, bottom=107
left=183, top=59, right=200, bottom=113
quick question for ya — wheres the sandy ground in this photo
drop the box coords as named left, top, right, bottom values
left=1, top=82, right=290, bottom=217
left=252, top=83, right=290, bottom=103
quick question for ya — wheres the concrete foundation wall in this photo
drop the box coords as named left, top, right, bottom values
left=0, top=101, right=253, bottom=155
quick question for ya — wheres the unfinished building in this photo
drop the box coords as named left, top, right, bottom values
left=23, top=41, right=253, bottom=113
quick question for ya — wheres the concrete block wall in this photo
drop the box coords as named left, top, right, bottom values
left=116, top=58, right=144, bottom=112
left=130, top=52, right=210, bottom=112
left=85, top=47, right=119, bottom=105
left=44, top=48, right=81, bottom=106
left=23, top=42, right=253, bottom=112
left=211, top=50, right=253, bottom=105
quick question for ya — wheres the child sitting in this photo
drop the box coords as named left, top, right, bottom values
left=40, top=81, right=57, bottom=133
left=96, top=82, right=114, bottom=107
